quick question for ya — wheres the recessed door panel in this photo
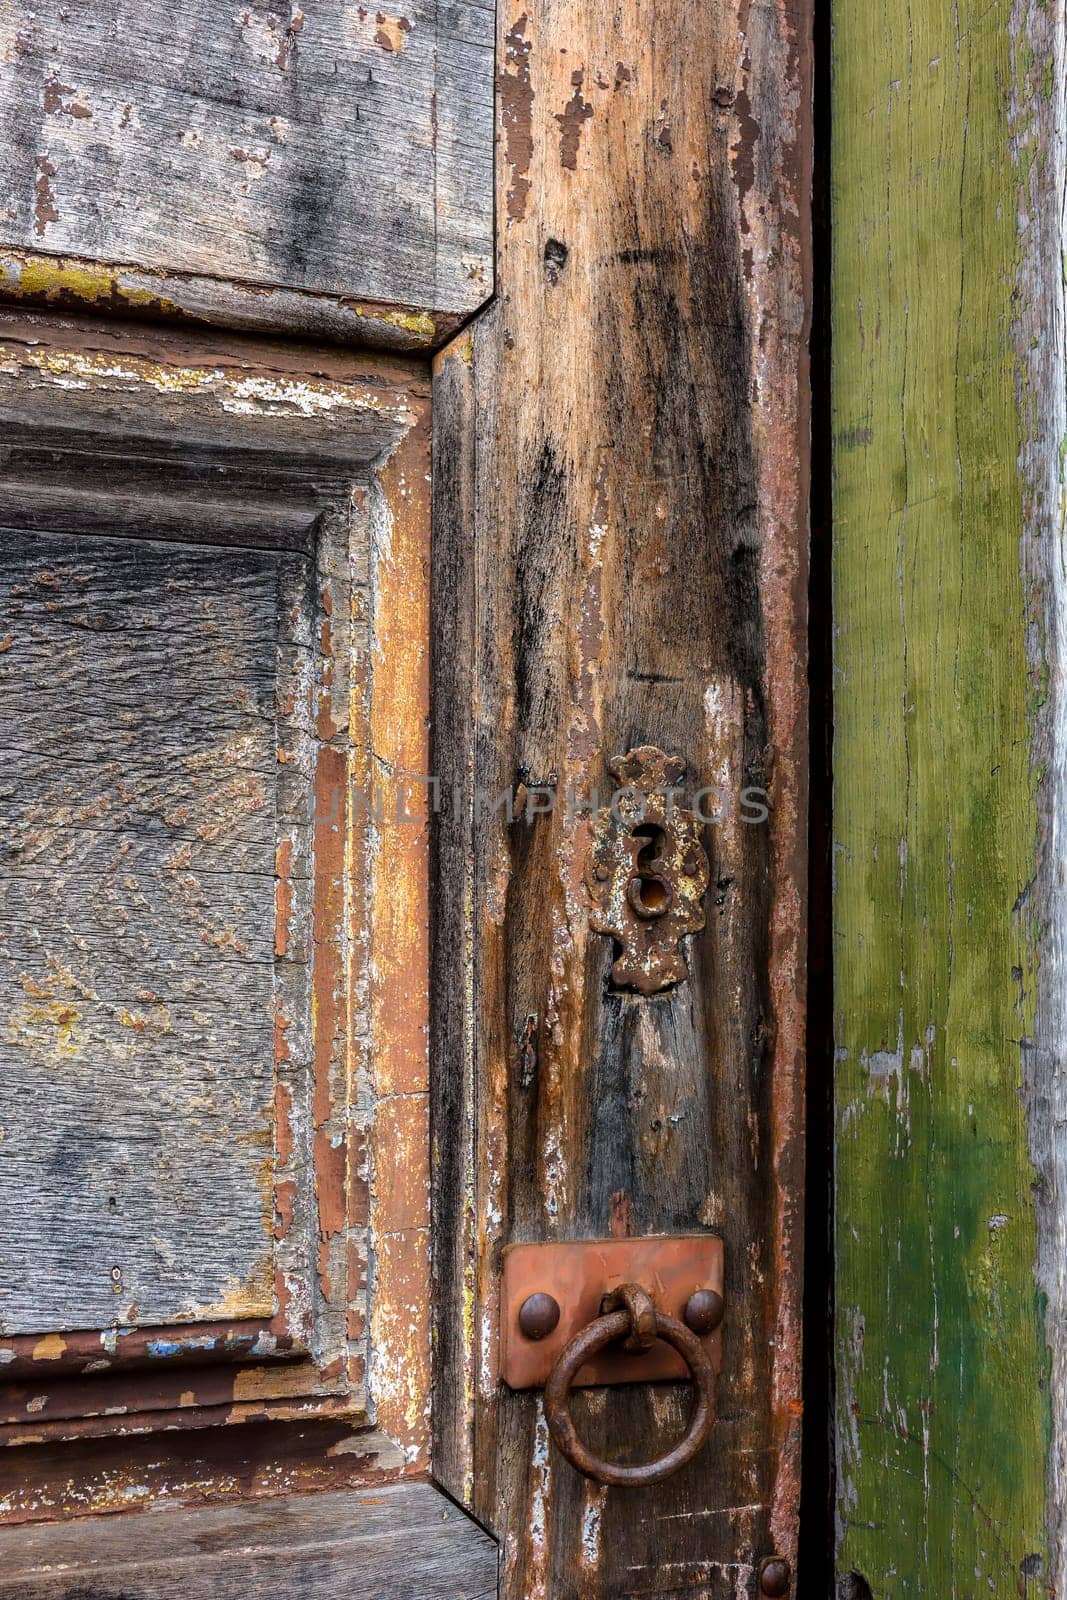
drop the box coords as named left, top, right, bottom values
left=0, top=531, right=306, bottom=1335
left=0, top=322, right=432, bottom=1474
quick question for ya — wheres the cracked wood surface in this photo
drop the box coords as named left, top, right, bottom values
left=0, top=530, right=299, bottom=1334
left=0, top=1, right=494, bottom=334
left=431, top=0, right=812, bottom=1594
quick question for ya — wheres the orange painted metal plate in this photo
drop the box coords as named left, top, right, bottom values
left=500, top=1235, right=724, bottom=1389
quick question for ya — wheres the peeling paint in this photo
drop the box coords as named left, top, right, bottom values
left=348, top=9, right=414, bottom=53
left=500, top=13, right=534, bottom=221
left=556, top=68, right=593, bottom=169
left=236, top=7, right=305, bottom=72
left=352, top=303, right=436, bottom=338
left=228, top=144, right=271, bottom=194
left=42, top=74, right=92, bottom=119
left=30, top=1335, right=66, bottom=1361
left=0, top=249, right=461, bottom=351
left=33, top=154, right=58, bottom=237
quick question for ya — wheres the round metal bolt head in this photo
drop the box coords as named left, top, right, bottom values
left=518, top=1292, right=561, bottom=1341
left=758, top=1557, right=791, bottom=1597
left=683, top=1288, right=725, bottom=1335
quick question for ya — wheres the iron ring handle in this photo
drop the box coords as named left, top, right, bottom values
left=542, top=1289, right=716, bottom=1487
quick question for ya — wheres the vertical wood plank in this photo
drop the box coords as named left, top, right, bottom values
left=832, top=0, right=1057, bottom=1589
left=1018, top=6, right=1067, bottom=1590
left=365, top=404, right=434, bottom=1466
left=432, top=2, right=812, bottom=1594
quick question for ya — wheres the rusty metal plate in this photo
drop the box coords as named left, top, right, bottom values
left=500, top=1235, right=724, bottom=1389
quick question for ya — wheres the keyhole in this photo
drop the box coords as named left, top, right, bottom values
left=636, top=877, right=669, bottom=914
left=634, top=824, right=666, bottom=868
left=629, top=824, right=672, bottom=919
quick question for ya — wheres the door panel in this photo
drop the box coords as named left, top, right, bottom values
left=1, top=531, right=298, bottom=1335
left=0, top=317, right=434, bottom=1475
left=0, top=2, right=494, bottom=345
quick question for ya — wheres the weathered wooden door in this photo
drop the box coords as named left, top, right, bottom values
left=0, top=3, right=812, bottom=1597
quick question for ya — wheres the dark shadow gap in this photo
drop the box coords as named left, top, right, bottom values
left=798, top=0, right=835, bottom=1586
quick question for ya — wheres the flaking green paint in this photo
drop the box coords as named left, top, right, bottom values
left=832, top=0, right=1050, bottom=1589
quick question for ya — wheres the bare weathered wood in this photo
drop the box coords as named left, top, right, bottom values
left=0, top=1480, right=497, bottom=1598
left=1020, top=1, right=1067, bottom=1583
left=0, top=2, right=494, bottom=327
left=431, top=1, right=811, bottom=1594
left=0, top=530, right=297, bottom=1334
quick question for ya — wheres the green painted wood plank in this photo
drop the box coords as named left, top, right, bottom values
left=832, top=0, right=1052, bottom=1589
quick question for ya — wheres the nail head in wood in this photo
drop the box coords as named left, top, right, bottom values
left=758, top=1556, right=791, bottom=1597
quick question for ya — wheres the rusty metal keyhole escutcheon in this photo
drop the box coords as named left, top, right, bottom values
left=585, top=746, right=710, bottom=993
left=543, top=1282, right=716, bottom=1486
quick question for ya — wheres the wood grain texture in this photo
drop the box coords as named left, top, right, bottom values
left=0, top=247, right=469, bottom=354
left=0, top=530, right=297, bottom=1334
left=0, top=1, right=494, bottom=324
left=431, top=2, right=811, bottom=1595
left=832, top=0, right=1055, bottom=1590
left=0, top=1480, right=497, bottom=1599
